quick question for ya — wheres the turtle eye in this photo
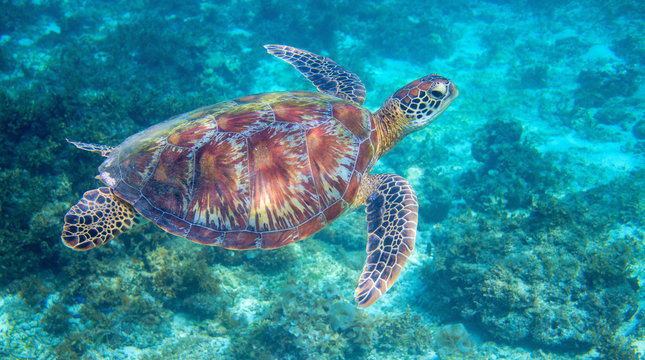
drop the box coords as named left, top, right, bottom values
left=430, top=89, right=445, bottom=98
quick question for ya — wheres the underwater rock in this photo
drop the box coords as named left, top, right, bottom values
left=553, top=36, right=587, bottom=59
left=519, top=65, right=548, bottom=89
left=635, top=141, right=645, bottom=155
left=145, top=247, right=220, bottom=300
left=483, top=313, right=531, bottom=342
left=460, top=118, right=560, bottom=211
left=372, top=310, right=433, bottom=354
left=594, top=101, right=636, bottom=126
left=179, top=293, right=225, bottom=319
left=632, top=120, right=645, bottom=140
left=246, top=246, right=299, bottom=274
left=574, top=67, right=638, bottom=108
left=433, top=323, right=476, bottom=357
left=531, top=305, right=590, bottom=347
left=422, top=175, right=642, bottom=350
left=17, top=275, right=51, bottom=308
left=612, top=35, right=645, bottom=65
left=43, top=303, right=73, bottom=335
left=417, top=175, right=452, bottom=224
left=328, top=301, right=358, bottom=332
left=318, top=209, right=366, bottom=251
left=54, top=335, right=87, bottom=360
left=470, top=119, right=522, bottom=166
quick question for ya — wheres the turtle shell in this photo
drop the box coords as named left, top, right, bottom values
left=99, top=91, right=377, bottom=249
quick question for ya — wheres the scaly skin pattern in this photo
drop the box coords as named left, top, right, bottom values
left=98, top=91, right=376, bottom=249
left=61, top=187, right=137, bottom=250
left=372, top=74, right=457, bottom=158
left=352, top=174, right=418, bottom=307
left=264, top=44, right=367, bottom=105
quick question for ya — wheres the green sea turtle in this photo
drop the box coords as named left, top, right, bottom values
left=62, top=44, right=458, bottom=307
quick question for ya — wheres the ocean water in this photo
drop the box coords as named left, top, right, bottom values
left=0, top=0, right=643, bottom=359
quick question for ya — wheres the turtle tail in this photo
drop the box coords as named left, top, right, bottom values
left=66, top=139, right=114, bottom=157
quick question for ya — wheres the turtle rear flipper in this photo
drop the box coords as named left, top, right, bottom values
left=354, top=174, right=418, bottom=307
left=62, top=187, right=137, bottom=250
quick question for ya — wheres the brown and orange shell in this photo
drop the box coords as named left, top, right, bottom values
left=99, top=91, right=376, bottom=250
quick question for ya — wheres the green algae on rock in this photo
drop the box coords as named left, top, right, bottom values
left=422, top=174, right=643, bottom=350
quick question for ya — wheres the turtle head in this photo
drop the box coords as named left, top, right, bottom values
left=393, top=74, right=458, bottom=129
left=374, top=74, right=458, bottom=157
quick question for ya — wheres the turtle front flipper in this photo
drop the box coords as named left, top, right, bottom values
left=62, top=187, right=137, bottom=250
left=264, top=44, right=366, bottom=106
left=354, top=174, right=418, bottom=307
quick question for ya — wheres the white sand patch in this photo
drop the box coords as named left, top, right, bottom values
left=537, top=131, right=642, bottom=189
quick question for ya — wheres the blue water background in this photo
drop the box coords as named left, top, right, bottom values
left=0, top=0, right=643, bottom=359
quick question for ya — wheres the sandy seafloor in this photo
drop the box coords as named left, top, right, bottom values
left=0, top=0, right=644, bottom=359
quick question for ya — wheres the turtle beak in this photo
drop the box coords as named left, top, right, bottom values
left=430, top=80, right=458, bottom=120
left=448, top=81, right=459, bottom=100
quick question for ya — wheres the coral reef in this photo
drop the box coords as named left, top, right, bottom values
left=317, top=209, right=367, bottom=251
left=574, top=66, right=639, bottom=108
left=612, top=35, right=645, bottom=65
left=208, top=245, right=434, bottom=360
left=145, top=246, right=220, bottom=300
left=433, top=323, right=476, bottom=357
left=17, top=275, right=50, bottom=308
left=459, top=118, right=561, bottom=211
left=594, top=102, right=637, bottom=127
left=423, top=195, right=641, bottom=350
left=43, top=303, right=72, bottom=335
left=423, top=158, right=644, bottom=351
left=632, top=120, right=645, bottom=140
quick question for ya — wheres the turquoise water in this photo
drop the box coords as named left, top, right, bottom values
left=1, top=0, right=644, bottom=359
